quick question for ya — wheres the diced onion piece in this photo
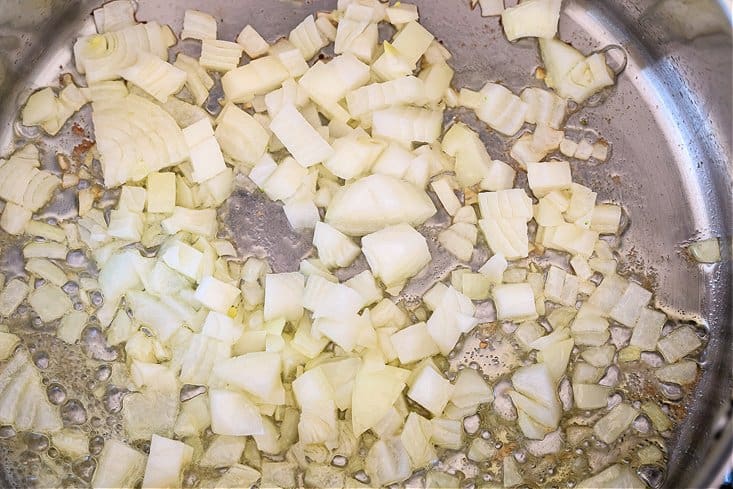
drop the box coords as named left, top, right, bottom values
left=372, top=106, right=443, bottom=144
left=92, top=440, right=146, bottom=489
left=351, top=363, right=410, bottom=435
left=0, top=279, right=29, bottom=317
left=214, top=104, right=268, bottom=166
left=493, top=282, right=537, bottom=322
left=25, top=258, right=68, bottom=287
left=407, top=363, right=453, bottom=416
left=526, top=161, right=572, bottom=197
left=365, top=438, right=412, bottom=487
left=641, top=401, right=672, bottom=432
left=630, top=308, right=666, bottom=351
left=289, top=15, right=327, bottom=60
left=213, top=352, right=285, bottom=404
left=25, top=221, right=66, bottom=243
left=400, top=412, right=436, bottom=469
left=501, top=0, right=561, bottom=41
left=478, top=189, right=533, bottom=220
left=372, top=21, right=433, bottom=80
left=442, top=122, right=495, bottom=187
left=586, top=273, right=628, bottom=315
left=200, top=40, right=243, bottom=72
left=386, top=3, right=419, bottom=24
left=209, top=389, right=264, bottom=436
left=0, top=332, right=20, bottom=361
left=580, top=345, right=616, bottom=368
left=346, top=76, right=425, bottom=117
left=657, top=326, right=702, bottom=364
left=303, top=276, right=363, bottom=320
left=263, top=272, right=304, bottom=323
left=572, top=383, right=611, bottom=409
left=298, top=55, right=370, bottom=121
left=0, top=203, right=32, bottom=235
left=560, top=138, right=579, bottom=157
left=194, top=276, right=241, bottom=314
left=430, top=417, right=463, bottom=449
left=120, top=52, right=186, bottom=103
left=181, top=10, right=217, bottom=41
left=269, top=104, right=333, bottom=168
left=475, top=83, right=528, bottom=136
left=326, top=174, right=436, bottom=236
left=145, top=172, right=176, bottom=213
left=237, top=25, right=269, bottom=58
left=593, top=403, right=638, bottom=444
left=478, top=0, right=504, bottom=16
left=542, top=223, right=599, bottom=258
left=419, top=60, right=454, bottom=104
left=183, top=118, right=227, bottom=183
left=609, top=282, right=652, bottom=327
left=161, top=207, right=217, bottom=237
left=577, top=464, right=646, bottom=489
left=572, top=362, right=604, bottom=384
left=174, top=53, right=214, bottom=106
left=324, top=134, right=385, bottom=180
left=106, top=210, right=143, bottom=240
left=0, top=349, right=63, bottom=432
left=539, top=38, right=615, bottom=103
left=688, top=237, right=722, bottom=263
left=655, top=360, right=698, bottom=385
left=451, top=367, right=493, bottom=408
left=93, top=0, right=136, bottom=33
left=503, top=455, right=524, bottom=487
left=478, top=217, right=529, bottom=260
left=390, top=322, right=440, bottom=364
left=199, top=435, right=246, bottom=468
left=222, top=56, right=289, bottom=103
left=261, top=157, right=308, bottom=202
left=361, top=224, right=431, bottom=290
left=431, top=177, right=461, bottom=216
left=312, top=222, right=360, bottom=269
left=478, top=254, right=507, bottom=284
left=574, top=138, right=594, bottom=160
left=93, top=94, right=188, bottom=187
left=28, top=284, right=72, bottom=323
left=437, top=229, right=473, bottom=262
left=591, top=204, right=622, bottom=234
left=521, top=87, right=566, bottom=129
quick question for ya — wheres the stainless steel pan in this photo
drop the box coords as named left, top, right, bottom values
left=0, top=0, right=730, bottom=487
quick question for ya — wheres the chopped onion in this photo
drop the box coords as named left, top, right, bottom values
left=688, top=237, right=722, bottom=263
left=577, top=463, right=645, bottom=489
left=200, top=40, right=244, bottom=72
left=593, top=403, right=639, bottom=444
left=362, top=224, right=431, bottom=291
left=237, top=25, right=270, bottom=58
left=656, top=326, right=702, bottom=363
left=326, top=174, right=436, bottom=236
left=390, top=322, right=440, bottom=364
left=92, top=440, right=146, bottom=489
left=501, top=0, right=561, bottom=41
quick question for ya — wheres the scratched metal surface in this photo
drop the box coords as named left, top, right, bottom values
left=0, top=0, right=730, bottom=487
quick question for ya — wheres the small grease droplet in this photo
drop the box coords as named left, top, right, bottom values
left=96, top=364, right=112, bottom=382
left=72, top=456, right=97, bottom=482
left=61, top=399, right=87, bottom=425
left=25, top=432, right=49, bottom=452
left=66, top=250, right=87, bottom=268
left=62, top=281, right=79, bottom=294
left=331, top=455, right=347, bottom=467
left=89, top=435, right=105, bottom=456
left=0, top=425, right=16, bottom=438
left=47, top=383, right=67, bottom=405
